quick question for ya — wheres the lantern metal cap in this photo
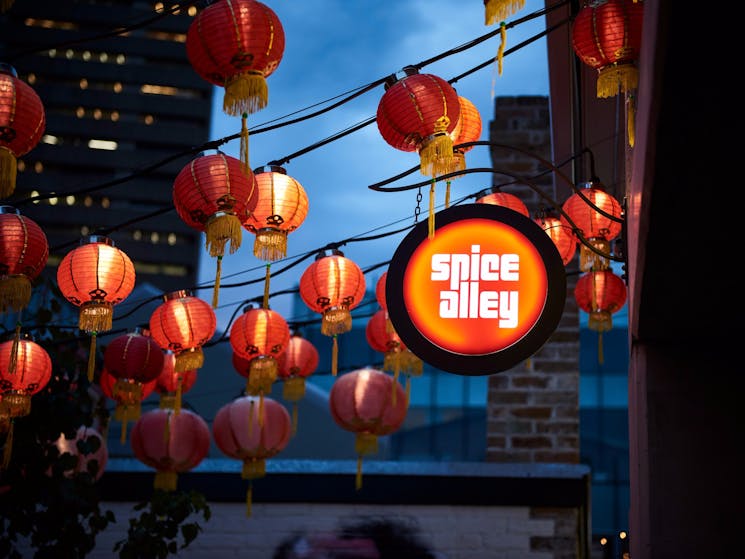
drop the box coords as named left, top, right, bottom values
left=164, top=289, right=192, bottom=301
left=0, top=63, right=18, bottom=78
left=81, top=235, right=114, bottom=247
left=253, top=165, right=286, bottom=175
left=0, top=205, right=20, bottom=215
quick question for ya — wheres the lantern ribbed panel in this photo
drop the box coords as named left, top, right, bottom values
left=130, top=408, right=210, bottom=481
left=103, top=331, right=165, bottom=384
left=476, top=191, right=530, bottom=217
left=376, top=73, right=460, bottom=153
left=451, top=96, right=482, bottom=152
left=212, top=395, right=291, bottom=460
left=229, top=307, right=290, bottom=362
left=535, top=215, right=576, bottom=265
left=561, top=186, right=623, bottom=241
left=51, top=426, right=108, bottom=481
left=243, top=169, right=308, bottom=231
left=374, top=272, right=387, bottom=312
left=99, top=368, right=157, bottom=402
left=365, top=309, right=403, bottom=354
left=571, top=0, right=644, bottom=97
left=277, top=334, right=318, bottom=380
left=299, top=253, right=366, bottom=315
left=0, top=71, right=45, bottom=157
left=56, top=240, right=135, bottom=309
left=0, top=339, right=51, bottom=395
left=173, top=153, right=258, bottom=233
left=329, top=368, right=407, bottom=436
left=149, top=295, right=217, bottom=353
left=574, top=270, right=627, bottom=317
left=0, top=208, right=48, bottom=313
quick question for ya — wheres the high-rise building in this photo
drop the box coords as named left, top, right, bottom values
left=0, top=0, right=212, bottom=293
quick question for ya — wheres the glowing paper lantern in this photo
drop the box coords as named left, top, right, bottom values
left=475, top=189, right=530, bottom=217
left=155, top=350, right=198, bottom=414
left=277, top=333, right=319, bottom=434
left=0, top=206, right=48, bottom=315
left=447, top=95, right=482, bottom=179
left=99, top=368, right=157, bottom=440
left=130, top=408, right=210, bottom=491
left=575, top=269, right=627, bottom=364
left=56, top=236, right=136, bottom=381
left=172, top=153, right=258, bottom=307
left=534, top=210, right=576, bottom=266
left=329, top=367, right=407, bottom=490
left=299, top=250, right=366, bottom=375
left=212, top=395, right=291, bottom=516
left=0, top=63, right=45, bottom=199
left=149, top=290, right=216, bottom=373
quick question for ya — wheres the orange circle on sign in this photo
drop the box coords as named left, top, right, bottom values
left=402, top=218, right=548, bottom=355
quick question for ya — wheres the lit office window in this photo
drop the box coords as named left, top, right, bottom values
left=88, top=139, right=118, bottom=150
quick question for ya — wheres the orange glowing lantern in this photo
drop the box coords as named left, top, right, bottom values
left=212, top=395, right=291, bottom=516
left=377, top=68, right=460, bottom=238
left=484, top=0, right=525, bottom=25
left=561, top=180, right=623, bottom=272
left=575, top=269, right=627, bottom=364
left=0, top=206, right=48, bottom=315
left=534, top=210, right=576, bottom=266
left=56, top=236, right=136, bottom=381
left=299, top=249, right=367, bottom=375
left=49, top=425, right=108, bottom=481
left=99, top=368, right=157, bottom=442
left=173, top=153, right=258, bottom=307
left=130, top=408, right=211, bottom=491
left=155, top=350, right=198, bottom=414
left=277, top=332, right=319, bottom=434
left=448, top=96, right=482, bottom=177
left=0, top=63, right=45, bottom=199
left=475, top=189, right=530, bottom=217
left=230, top=305, right=290, bottom=419
left=149, top=290, right=217, bottom=373
left=329, top=367, right=407, bottom=490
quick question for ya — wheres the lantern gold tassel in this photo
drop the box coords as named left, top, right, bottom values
left=258, top=392, right=265, bottom=428
left=213, top=255, right=223, bottom=309
left=428, top=179, right=436, bottom=240
left=355, top=455, right=364, bottom=491
left=240, top=113, right=250, bottom=173
left=8, top=322, right=21, bottom=374
left=163, top=412, right=171, bottom=443
left=246, top=483, right=253, bottom=517
left=79, top=301, right=113, bottom=332
left=154, top=471, right=178, bottom=492
left=597, top=64, right=638, bottom=99
left=445, top=180, right=451, bottom=209
left=87, top=332, right=97, bottom=383
left=0, top=276, right=31, bottom=314
left=263, top=264, right=271, bottom=309
left=224, top=71, right=268, bottom=117
left=484, top=0, right=525, bottom=26
left=418, top=118, right=453, bottom=178
left=331, top=335, right=338, bottom=376
left=498, top=22, right=507, bottom=76
left=2, top=421, right=13, bottom=470
left=627, top=93, right=636, bottom=148
left=248, top=399, right=255, bottom=437
left=354, top=433, right=378, bottom=490
left=175, top=378, right=182, bottom=415
left=0, top=146, right=17, bottom=199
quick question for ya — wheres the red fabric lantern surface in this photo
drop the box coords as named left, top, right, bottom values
left=130, top=408, right=211, bottom=491
left=447, top=95, right=482, bottom=178
left=212, top=395, right=291, bottom=516
left=155, top=350, right=198, bottom=414
left=149, top=290, right=216, bottom=373
left=50, top=425, right=108, bottom=481
left=276, top=333, right=319, bottom=433
left=534, top=211, right=576, bottom=266
left=173, top=153, right=258, bottom=307
left=186, top=0, right=285, bottom=117
left=99, top=367, right=157, bottom=433
left=571, top=0, right=644, bottom=99
left=374, top=271, right=388, bottom=313
left=329, top=367, right=407, bottom=490
left=0, top=63, right=45, bottom=199
left=476, top=190, right=530, bottom=217
left=484, top=0, right=526, bottom=25
left=243, top=166, right=309, bottom=262
left=561, top=180, right=623, bottom=272
left=0, top=206, right=48, bottom=315
left=230, top=305, right=290, bottom=418
left=299, top=249, right=366, bottom=375
left=575, top=269, right=627, bottom=364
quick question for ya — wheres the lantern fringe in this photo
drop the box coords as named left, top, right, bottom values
left=484, top=0, right=525, bottom=25
left=355, top=455, right=363, bottom=491
left=254, top=229, right=287, bottom=262
left=0, top=276, right=31, bottom=314
left=212, top=255, right=222, bottom=309
left=87, top=332, right=97, bottom=383
left=282, top=376, right=305, bottom=402
left=627, top=93, right=636, bottom=148
left=419, top=130, right=454, bottom=178
left=240, top=113, right=250, bottom=174
left=154, top=471, right=178, bottom=492
left=242, top=458, right=266, bottom=480
left=321, top=307, right=352, bottom=336
left=354, top=433, right=378, bottom=491
left=262, top=264, right=271, bottom=309
left=246, top=484, right=253, bottom=517
left=588, top=310, right=613, bottom=333
left=597, top=64, right=638, bottom=99
left=579, top=239, right=611, bottom=272
left=428, top=179, right=436, bottom=240
left=0, top=147, right=18, bottom=199
left=206, top=213, right=242, bottom=257
left=224, top=71, right=268, bottom=117
left=448, top=152, right=466, bottom=178
left=8, top=322, right=20, bottom=374
left=247, top=357, right=278, bottom=399
left=2, top=421, right=13, bottom=470
left=79, top=301, right=113, bottom=333
left=331, top=335, right=338, bottom=376
left=175, top=348, right=203, bottom=372
left=497, top=22, right=506, bottom=76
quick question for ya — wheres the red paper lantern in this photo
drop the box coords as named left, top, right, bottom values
left=186, top=0, right=285, bottom=117
left=571, top=0, right=644, bottom=99
left=0, top=206, right=48, bottom=315
left=277, top=332, right=319, bottom=433
left=575, top=269, right=627, bottom=364
left=448, top=95, right=482, bottom=178
left=476, top=189, right=530, bottom=217
left=149, top=290, right=216, bottom=373
left=299, top=249, right=366, bottom=375
left=561, top=180, right=623, bottom=272
left=212, top=395, right=291, bottom=516
left=50, top=425, right=108, bottom=481
left=374, top=271, right=388, bottom=313
left=99, top=368, right=157, bottom=433
left=155, top=350, right=198, bottom=414
left=329, top=367, right=407, bottom=490
left=130, top=408, right=211, bottom=491
left=484, top=0, right=526, bottom=25
left=243, top=166, right=309, bottom=262
left=0, top=337, right=51, bottom=419
left=534, top=211, right=576, bottom=266
left=173, top=152, right=258, bottom=308
left=0, top=63, right=45, bottom=199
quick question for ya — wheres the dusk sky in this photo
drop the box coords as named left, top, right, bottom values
left=195, top=0, right=551, bottom=331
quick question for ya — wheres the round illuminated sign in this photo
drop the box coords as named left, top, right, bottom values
left=386, top=203, right=566, bottom=376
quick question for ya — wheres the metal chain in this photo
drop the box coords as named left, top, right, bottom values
left=414, top=186, right=423, bottom=223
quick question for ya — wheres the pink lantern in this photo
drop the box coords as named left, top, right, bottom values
left=50, top=425, right=108, bottom=481
left=130, top=408, right=211, bottom=491
left=212, top=395, right=291, bottom=516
